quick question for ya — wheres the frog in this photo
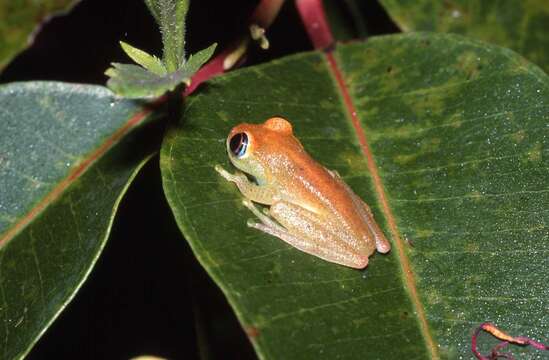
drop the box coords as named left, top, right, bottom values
left=215, top=117, right=391, bottom=268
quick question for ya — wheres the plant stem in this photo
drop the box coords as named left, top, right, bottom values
left=295, top=0, right=334, bottom=50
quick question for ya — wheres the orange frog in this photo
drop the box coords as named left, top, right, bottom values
left=215, top=117, right=391, bottom=268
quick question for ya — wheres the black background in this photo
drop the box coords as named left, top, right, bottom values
left=2, top=1, right=397, bottom=359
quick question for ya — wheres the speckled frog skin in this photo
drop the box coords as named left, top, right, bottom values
left=215, top=117, right=391, bottom=268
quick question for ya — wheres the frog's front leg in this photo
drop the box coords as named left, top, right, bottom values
left=241, top=199, right=285, bottom=231
left=215, top=165, right=276, bottom=205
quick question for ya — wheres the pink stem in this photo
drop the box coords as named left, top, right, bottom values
left=184, top=48, right=228, bottom=96
left=295, top=0, right=334, bottom=50
left=516, top=337, right=549, bottom=351
left=472, top=322, right=549, bottom=360
left=472, top=323, right=488, bottom=360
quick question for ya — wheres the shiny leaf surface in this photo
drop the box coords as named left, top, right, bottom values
left=0, top=82, right=158, bottom=359
left=161, top=33, right=548, bottom=359
left=379, top=0, right=549, bottom=74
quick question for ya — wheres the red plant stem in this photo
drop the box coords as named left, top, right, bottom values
left=295, top=0, right=334, bottom=50
left=184, top=0, right=285, bottom=96
left=472, top=323, right=549, bottom=360
left=184, top=48, right=228, bottom=96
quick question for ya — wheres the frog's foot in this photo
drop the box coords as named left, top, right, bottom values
left=326, top=168, right=342, bottom=179
left=242, top=199, right=282, bottom=230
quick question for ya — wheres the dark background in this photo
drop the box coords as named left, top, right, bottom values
left=1, top=1, right=397, bottom=358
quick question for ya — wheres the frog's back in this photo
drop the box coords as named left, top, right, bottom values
left=275, top=150, right=376, bottom=250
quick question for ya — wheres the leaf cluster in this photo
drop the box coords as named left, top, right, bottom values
left=105, top=0, right=216, bottom=98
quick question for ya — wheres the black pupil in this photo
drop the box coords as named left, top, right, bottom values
left=229, top=133, right=248, bottom=157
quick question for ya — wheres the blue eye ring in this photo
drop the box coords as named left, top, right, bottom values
left=229, top=132, right=248, bottom=158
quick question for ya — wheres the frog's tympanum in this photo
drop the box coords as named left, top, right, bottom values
left=215, top=117, right=391, bottom=268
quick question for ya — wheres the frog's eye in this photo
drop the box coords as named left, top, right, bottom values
left=229, top=132, right=248, bottom=157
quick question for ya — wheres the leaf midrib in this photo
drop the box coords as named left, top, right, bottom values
left=325, top=48, right=440, bottom=359
left=0, top=104, right=154, bottom=249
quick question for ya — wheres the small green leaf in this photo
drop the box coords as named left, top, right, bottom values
left=106, top=43, right=216, bottom=98
left=161, top=33, right=549, bottom=359
left=106, top=62, right=188, bottom=98
left=107, top=63, right=170, bottom=98
left=143, top=0, right=161, bottom=24
left=119, top=41, right=167, bottom=75
left=0, top=82, right=159, bottom=359
left=182, top=43, right=217, bottom=76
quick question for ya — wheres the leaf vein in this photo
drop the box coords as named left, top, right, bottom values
left=258, top=287, right=399, bottom=326
left=393, top=189, right=548, bottom=203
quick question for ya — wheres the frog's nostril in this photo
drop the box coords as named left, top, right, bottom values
left=229, top=132, right=248, bottom=157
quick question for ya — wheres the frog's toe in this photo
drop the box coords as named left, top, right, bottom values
left=352, top=255, right=369, bottom=269
left=242, top=199, right=262, bottom=213
left=214, top=164, right=226, bottom=174
left=246, top=218, right=259, bottom=227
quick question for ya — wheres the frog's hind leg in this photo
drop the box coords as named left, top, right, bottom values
left=352, top=196, right=391, bottom=254
left=327, top=168, right=391, bottom=254
left=242, top=199, right=319, bottom=253
left=244, top=200, right=369, bottom=268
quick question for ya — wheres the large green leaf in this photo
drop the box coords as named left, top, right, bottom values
left=161, top=33, right=548, bottom=359
left=0, top=82, right=158, bottom=359
left=0, top=0, right=80, bottom=72
left=379, top=0, right=549, bottom=74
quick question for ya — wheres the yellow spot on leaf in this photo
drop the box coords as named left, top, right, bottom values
left=416, top=228, right=434, bottom=238
left=216, top=111, right=230, bottom=122
left=465, top=242, right=480, bottom=253
left=511, top=129, right=526, bottom=143
left=339, top=151, right=369, bottom=172
left=425, top=289, right=441, bottom=305
left=455, top=51, right=482, bottom=81
left=448, top=112, right=463, bottom=128
left=470, top=190, right=483, bottom=201
left=527, top=143, right=542, bottom=162
left=394, top=153, right=418, bottom=165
